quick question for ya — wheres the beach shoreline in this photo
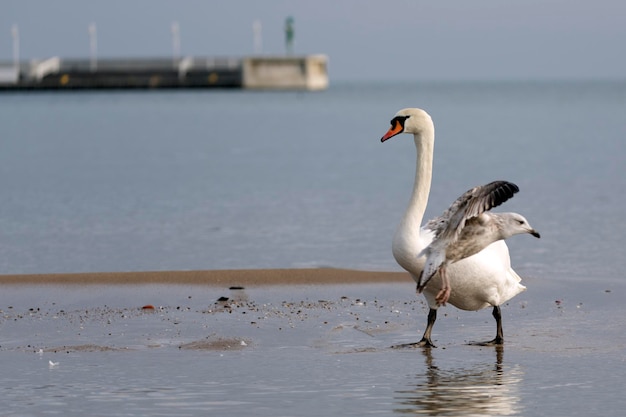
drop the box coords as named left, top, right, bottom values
left=0, top=268, right=411, bottom=286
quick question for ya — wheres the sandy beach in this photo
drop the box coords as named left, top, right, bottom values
left=0, top=268, right=411, bottom=286
left=2, top=269, right=625, bottom=416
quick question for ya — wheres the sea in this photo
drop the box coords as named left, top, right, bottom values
left=1, top=80, right=624, bottom=280
left=2, top=80, right=626, bottom=417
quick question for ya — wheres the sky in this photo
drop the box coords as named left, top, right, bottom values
left=2, top=0, right=625, bottom=81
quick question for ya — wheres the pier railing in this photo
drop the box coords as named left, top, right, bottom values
left=32, top=57, right=61, bottom=80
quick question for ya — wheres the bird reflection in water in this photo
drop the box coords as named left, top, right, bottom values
left=394, top=347, right=523, bottom=416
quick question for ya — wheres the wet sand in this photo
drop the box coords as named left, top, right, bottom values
left=0, top=268, right=410, bottom=286
left=2, top=269, right=626, bottom=416
left=1, top=268, right=414, bottom=357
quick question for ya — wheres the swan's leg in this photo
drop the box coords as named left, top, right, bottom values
left=470, top=306, right=504, bottom=346
left=420, top=308, right=438, bottom=347
left=435, top=266, right=451, bottom=305
left=392, top=308, right=437, bottom=348
left=493, top=305, right=504, bottom=344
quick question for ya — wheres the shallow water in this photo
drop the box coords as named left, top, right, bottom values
left=2, top=80, right=626, bottom=415
left=2, top=279, right=625, bottom=416
left=1, top=81, right=625, bottom=279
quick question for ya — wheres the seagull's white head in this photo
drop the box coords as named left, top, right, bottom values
left=381, top=108, right=433, bottom=142
left=500, top=213, right=541, bottom=239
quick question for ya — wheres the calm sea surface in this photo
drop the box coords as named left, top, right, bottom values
left=1, top=80, right=626, bottom=416
left=1, top=80, right=625, bottom=280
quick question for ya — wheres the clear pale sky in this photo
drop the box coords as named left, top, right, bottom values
left=2, top=0, right=625, bottom=81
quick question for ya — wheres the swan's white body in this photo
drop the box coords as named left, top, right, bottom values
left=382, top=109, right=526, bottom=312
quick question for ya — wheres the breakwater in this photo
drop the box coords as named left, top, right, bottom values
left=0, top=55, right=328, bottom=91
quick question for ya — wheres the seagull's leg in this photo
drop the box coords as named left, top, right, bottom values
left=435, top=266, right=451, bottom=305
left=392, top=308, right=437, bottom=348
left=470, top=305, right=504, bottom=346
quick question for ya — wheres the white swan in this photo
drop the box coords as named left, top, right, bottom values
left=381, top=108, right=531, bottom=347
left=417, top=180, right=540, bottom=305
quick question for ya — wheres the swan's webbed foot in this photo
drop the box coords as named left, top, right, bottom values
left=469, top=336, right=503, bottom=347
left=392, top=337, right=436, bottom=349
left=392, top=308, right=438, bottom=349
left=469, top=306, right=503, bottom=346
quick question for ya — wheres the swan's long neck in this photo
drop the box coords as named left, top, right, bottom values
left=392, top=128, right=434, bottom=272
left=392, top=113, right=435, bottom=272
left=400, top=131, right=434, bottom=233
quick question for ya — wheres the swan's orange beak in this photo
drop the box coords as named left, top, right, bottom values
left=381, top=119, right=404, bottom=142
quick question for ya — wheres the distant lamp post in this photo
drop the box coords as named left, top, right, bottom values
left=253, top=20, right=262, bottom=55
left=171, top=21, right=181, bottom=65
left=88, top=23, right=97, bottom=71
left=11, top=24, right=19, bottom=75
left=284, top=16, right=294, bottom=55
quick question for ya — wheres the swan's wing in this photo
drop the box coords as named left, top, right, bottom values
left=428, top=180, right=519, bottom=243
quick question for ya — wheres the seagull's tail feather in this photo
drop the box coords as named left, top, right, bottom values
left=416, top=251, right=445, bottom=293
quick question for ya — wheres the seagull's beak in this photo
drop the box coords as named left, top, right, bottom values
left=381, top=120, right=404, bottom=142
left=529, top=229, right=541, bottom=238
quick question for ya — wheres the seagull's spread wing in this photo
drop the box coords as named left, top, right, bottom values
left=427, top=180, right=519, bottom=243
left=417, top=181, right=519, bottom=292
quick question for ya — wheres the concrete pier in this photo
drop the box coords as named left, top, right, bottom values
left=243, top=55, right=328, bottom=90
left=0, top=55, right=328, bottom=91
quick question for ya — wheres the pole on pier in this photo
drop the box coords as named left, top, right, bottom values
left=171, top=21, right=181, bottom=65
left=284, top=16, right=294, bottom=55
left=88, top=23, right=97, bottom=71
left=11, top=24, right=19, bottom=75
left=253, top=20, right=263, bottom=54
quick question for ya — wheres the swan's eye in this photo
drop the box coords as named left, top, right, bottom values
left=391, top=115, right=410, bottom=127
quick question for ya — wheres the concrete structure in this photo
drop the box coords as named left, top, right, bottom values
left=0, top=55, right=328, bottom=91
left=242, top=55, right=328, bottom=90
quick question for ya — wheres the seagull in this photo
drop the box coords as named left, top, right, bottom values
left=417, top=180, right=540, bottom=305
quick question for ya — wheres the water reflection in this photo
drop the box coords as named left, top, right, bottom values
left=394, top=347, right=523, bottom=416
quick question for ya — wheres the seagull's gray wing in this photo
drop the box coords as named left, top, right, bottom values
left=417, top=181, right=519, bottom=292
left=427, top=180, right=519, bottom=243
